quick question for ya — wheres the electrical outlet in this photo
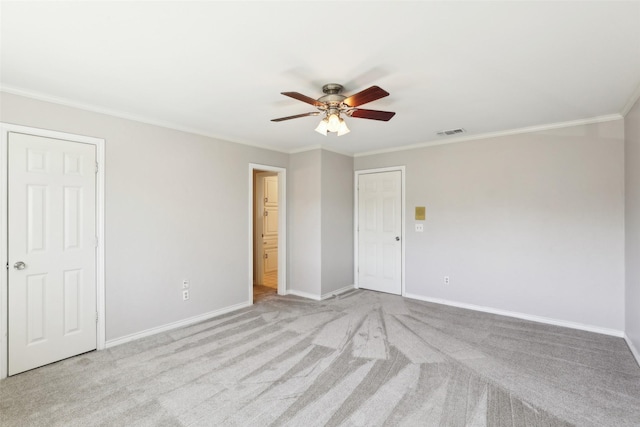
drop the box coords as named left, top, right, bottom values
left=444, top=276, right=450, bottom=285
left=182, top=279, right=189, bottom=289
left=182, top=289, right=189, bottom=301
left=415, top=224, right=424, bottom=232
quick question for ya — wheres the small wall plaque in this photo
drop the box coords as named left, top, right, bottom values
left=415, top=206, right=425, bottom=221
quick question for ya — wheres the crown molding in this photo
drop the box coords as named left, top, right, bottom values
left=288, top=144, right=354, bottom=157
left=2, top=85, right=626, bottom=159
left=321, top=146, right=355, bottom=158
left=354, top=114, right=623, bottom=158
left=0, top=85, right=290, bottom=154
left=621, top=81, right=640, bottom=117
left=288, top=144, right=322, bottom=155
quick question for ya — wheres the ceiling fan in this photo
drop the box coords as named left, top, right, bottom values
left=271, top=83, right=396, bottom=136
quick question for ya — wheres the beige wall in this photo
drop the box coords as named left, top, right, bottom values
left=625, top=97, right=640, bottom=353
left=1, top=89, right=632, bottom=343
left=320, top=150, right=354, bottom=296
left=0, top=92, right=288, bottom=341
left=288, top=150, right=322, bottom=296
left=289, top=149, right=355, bottom=298
left=355, top=120, right=625, bottom=331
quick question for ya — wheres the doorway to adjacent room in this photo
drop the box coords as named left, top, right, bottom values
left=249, top=164, right=286, bottom=303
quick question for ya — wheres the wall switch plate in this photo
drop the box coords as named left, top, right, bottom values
left=182, top=280, right=189, bottom=289
left=415, top=224, right=424, bottom=232
left=182, top=290, right=189, bottom=300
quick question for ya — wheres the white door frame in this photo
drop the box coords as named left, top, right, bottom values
left=0, top=123, right=106, bottom=379
left=248, top=164, right=286, bottom=299
left=354, top=166, right=406, bottom=296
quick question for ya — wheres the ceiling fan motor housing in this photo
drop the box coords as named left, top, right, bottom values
left=322, top=83, right=343, bottom=94
left=318, top=83, right=347, bottom=107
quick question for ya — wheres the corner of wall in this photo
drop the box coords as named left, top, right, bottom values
left=625, top=334, right=640, bottom=367
left=624, top=92, right=640, bottom=360
left=320, top=149, right=355, bottom=296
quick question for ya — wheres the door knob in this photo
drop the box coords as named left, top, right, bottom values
left=395, top=236, right=400, bottom=241
left=13, top=261, right=26, bottom=270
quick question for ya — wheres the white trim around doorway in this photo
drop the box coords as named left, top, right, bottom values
left=248, top=164, right=287, bottom=300
left=0, top=123, right=106, bottom=379
left=354, top=166, right=406, bottom=296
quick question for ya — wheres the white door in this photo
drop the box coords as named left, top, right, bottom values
left=358, top=170, right=402, bottom=295
left=262, top=175, right=278, bottom=275
left=8, top=132, right=97, bottom=375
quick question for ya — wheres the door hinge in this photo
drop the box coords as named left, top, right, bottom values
left=264, top=210, right=268, bottom=216
left=5, top=262, right=8, bottom=270
left=95, top=312, right=99, bottom=323
left=95, top=162, right=99, bottom=173
left=264, top=253, right=268, bottom=259
left=264, top=197, right=268, bottom=203
left=95, top=236, right=99, bottom=248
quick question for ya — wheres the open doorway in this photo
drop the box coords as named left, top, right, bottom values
left=254, top=171, right=278, bottom=300
left=249, top=164, right=286, bottom=303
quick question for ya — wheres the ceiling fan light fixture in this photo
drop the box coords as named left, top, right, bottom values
left=315, top=119, right=328, bottom=135
left=337, top=119, right=350, bottom=136
left=327, top=113, right=341, bottom=132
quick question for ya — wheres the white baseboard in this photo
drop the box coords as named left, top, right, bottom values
left=624, top=334, right=640, bottom=367
left=286, top=284, right=355, bottom=301
left=105, top=300, right=252, bottom=348
left=285, top=289, right=322, bottom=301
left=321, top=284, right=355, bottom=300
left=404, top=293, right=624, bottom=338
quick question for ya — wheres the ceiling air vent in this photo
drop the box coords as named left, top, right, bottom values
left=436, top=128, right=466, bottom=136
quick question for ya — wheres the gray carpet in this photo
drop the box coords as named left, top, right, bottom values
left=1, top=289, right=639, bottom=426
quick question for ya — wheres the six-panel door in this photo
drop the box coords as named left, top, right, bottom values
left=8, top=132, right=97, bottom=375
left=358, top=171, right=402, bottom=295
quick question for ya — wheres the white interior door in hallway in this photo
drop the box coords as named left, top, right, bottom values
left=357, top=170, right=402, bottom=295
left=8, top=132, right=97, bottom=375
left=262, top=175, right=279, bottom=276
left=255, top=172, right=278, bottom=287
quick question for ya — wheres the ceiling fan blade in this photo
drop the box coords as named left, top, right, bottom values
left=281, top=92, right=325, bottom=107
left=350, top=109, right=396, bottom=121
left=271, top=112, right=320, bottom=122
left=342, top=86, right=390, bottom=107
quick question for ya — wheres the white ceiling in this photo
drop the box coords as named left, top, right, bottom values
left=2, top=1, right=640, bottom=155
